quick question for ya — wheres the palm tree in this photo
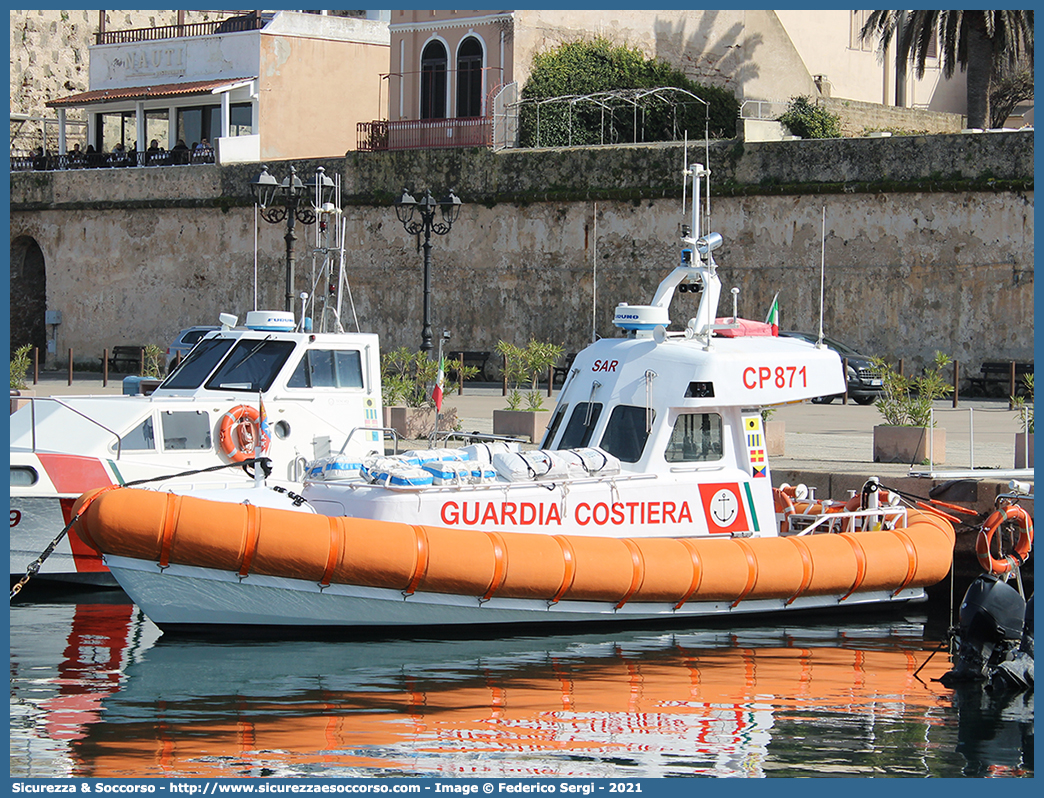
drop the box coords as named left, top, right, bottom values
left=861, top=10, right=1033, bottom=129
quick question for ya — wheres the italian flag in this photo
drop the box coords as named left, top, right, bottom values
left=432, top=356, right=445, bottom=411
left=765, top=292, right=780, bottom=336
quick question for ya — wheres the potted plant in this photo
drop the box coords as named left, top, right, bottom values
left=381, top=347, right=474, bottom=439
left=492, top=340, right=564, bottom=443
left=10, top=343, right=33, bottom=413
left=871, top=351, right=952, bottom=464
left=1012, top=373, right=1033, bottom=468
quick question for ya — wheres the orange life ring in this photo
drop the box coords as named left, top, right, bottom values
left=773, top=487, right=796, bottom=534
left=975, top=504, right=1033, bottom=575
left=218, top=405, right=268, bottom=463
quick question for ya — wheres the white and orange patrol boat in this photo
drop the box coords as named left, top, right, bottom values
left=11, top=314, right=384, bottom=587
left=71, top=161, right=955, bottom=630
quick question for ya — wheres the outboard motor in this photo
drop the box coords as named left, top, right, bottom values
left=941, top=574, right=1026, bottom=686
left=989, top=592, right=1033, bottom=693
left=950, top=591, right=1034, bottom=775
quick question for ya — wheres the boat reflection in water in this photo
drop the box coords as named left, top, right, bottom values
left=9, top=599, right=1032, bottom=778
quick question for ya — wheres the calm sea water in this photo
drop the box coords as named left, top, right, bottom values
left=9, top=595, right=1033, bottom=779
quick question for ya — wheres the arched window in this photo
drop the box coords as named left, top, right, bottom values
left=420, top=40, right=447, bottom=119
left=456, top=36, right=484, bottom=118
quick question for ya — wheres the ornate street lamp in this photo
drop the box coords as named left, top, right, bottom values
left=395, top=188, right=463, bottom=353
left=250, top=165, right=336, bottom=311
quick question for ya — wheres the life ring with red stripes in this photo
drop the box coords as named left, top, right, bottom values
left=218, top=405, right=269, bottom=463
left=975, top=503, right=1033, bottom=576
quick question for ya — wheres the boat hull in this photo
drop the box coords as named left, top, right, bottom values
left=11, top=496, right=116, bottom=587
left=74, top=488, right=954, bottom=629
left=104, top=554, right=930, bottom=629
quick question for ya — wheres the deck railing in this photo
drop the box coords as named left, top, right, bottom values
left=357, top=117, right=492, bottom=152
left=94, top=12, right=264, bottom=45
left=10, top=147, right=215, bottom=172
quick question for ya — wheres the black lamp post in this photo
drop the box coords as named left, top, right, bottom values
left=250, top=165, right=336, bottom=312
left=395, top=188, right=462, bottom=354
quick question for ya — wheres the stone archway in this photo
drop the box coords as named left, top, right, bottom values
left=10, top=235, right=47, bottom=357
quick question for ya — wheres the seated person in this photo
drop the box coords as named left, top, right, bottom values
left=170, top=139, right=190, bottom=164
left=145, top=139, right=163, bottom=164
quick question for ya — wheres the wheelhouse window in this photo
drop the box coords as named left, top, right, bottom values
left=421, top=40, right=448, bottom=119
left=287, top=349, right=364, bottom=389
left=205, top=340, right=296, bottom=392
left=456, top=36, right=484, bottom=117
left=542, top=403, right=568, bottom=447
left=10, top=466, right=39, bottom=487
left=665, top=413, right=724, bottom=463
left=119, top=415, right=156, bottom=452
left=160, top=338, right=235, bottom=390
left=556, top=402, right=603, bottom=449
left=599, top=405, right=653, bottom=463
left=160, top=410, right=212, bottom=450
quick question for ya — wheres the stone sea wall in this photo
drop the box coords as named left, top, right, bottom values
left=10, top=132, right=1033, bottom=373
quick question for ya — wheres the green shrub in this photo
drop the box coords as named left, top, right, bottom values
left=777, top=96, right=841, bottom=139
left=142, top=344, right=164, bottom=378
left=519, top=37, right=738, bottom=147
left=10, top=343, right=31, bottom=390
left=381, top=347, right=477, bottom=408
left=872, top=352, right=953, bottom=427
left=1012, top=373, right=1034, bottom=433
left=495, top=340, right=564, bottom=411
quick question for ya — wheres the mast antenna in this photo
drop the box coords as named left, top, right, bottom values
left=681, top=131, right=689, bottom=235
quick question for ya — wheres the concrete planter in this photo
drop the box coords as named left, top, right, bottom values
left=10, top=389, right=34, bottom=414
left=873, top=425, right=945, bottom=464
left=1014, top=432, right=1034, bottom=468
left=493, top=409, right=553, bottom=443
left=765, top=420, right=785, bottom=457
left=383, top=406, right=458, bottom=440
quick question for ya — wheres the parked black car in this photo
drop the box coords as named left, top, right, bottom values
left=780, top=331, right=883, bottom=405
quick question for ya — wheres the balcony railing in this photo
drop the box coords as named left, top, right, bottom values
left=358, top=117, right=492, bottom=152
left=94, top=12, right=264, bottom=45
left=10, top=147, right=216, bottom=172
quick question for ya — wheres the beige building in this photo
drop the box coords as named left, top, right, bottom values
left=29, top=10, right=389, bottom=162
left=377, top=9, right=982, bottom=147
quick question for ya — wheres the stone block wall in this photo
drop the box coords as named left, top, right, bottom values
left=10, top=133, right=1033, bottom=376
left=821, top=97, right=965, bottom=137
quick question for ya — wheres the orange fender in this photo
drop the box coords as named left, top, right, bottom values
left=73, top=490, right=957, bottom=608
